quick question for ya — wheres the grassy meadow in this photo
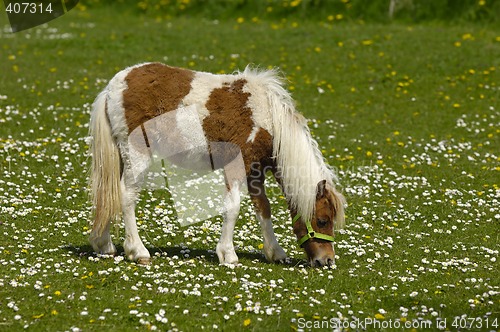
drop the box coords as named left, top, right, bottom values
left=0, top=3, right=499, bottom=331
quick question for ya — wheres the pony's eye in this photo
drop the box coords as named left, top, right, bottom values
left=317, top=218, right=328, bottom=227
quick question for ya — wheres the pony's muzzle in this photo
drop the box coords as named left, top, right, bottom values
left=311, top=254, right=335, bottom=267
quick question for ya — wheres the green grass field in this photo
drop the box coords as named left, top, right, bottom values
left=0, top=4, right=499, bottom=331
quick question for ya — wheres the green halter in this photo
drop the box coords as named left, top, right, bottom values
left=293, top=214, right=335, bottom=247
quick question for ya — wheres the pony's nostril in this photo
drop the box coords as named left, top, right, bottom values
left=312, top=257, right=334, bottom=267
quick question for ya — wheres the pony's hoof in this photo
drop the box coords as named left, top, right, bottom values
left=137, top=257, right=151, bottom=265
left=97, top=252, right=116, bottom=258
left=263, top=245, right=287, bottom=263
left=275, top=257, right=292, bottom=265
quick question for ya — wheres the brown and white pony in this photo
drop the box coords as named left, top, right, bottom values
left=88, top=63, right=345, bottom=267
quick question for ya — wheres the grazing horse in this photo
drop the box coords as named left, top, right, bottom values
left=88, top=63, right=345, bottom=267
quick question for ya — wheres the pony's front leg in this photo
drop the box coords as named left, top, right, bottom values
left=248, top=174, right=287, bottom=263
left=259, top=214, right=288, bottom=263
left=121, top=174, right=151, bottom=265
left=216, top=181, right=241, bottom=265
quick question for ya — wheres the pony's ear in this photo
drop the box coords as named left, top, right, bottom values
left=316, top=180, right=327, bottom=199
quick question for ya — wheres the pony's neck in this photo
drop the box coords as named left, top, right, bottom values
left=241, top=66, right=335, bottom=221
left=272, top=112, right=334, bottom=221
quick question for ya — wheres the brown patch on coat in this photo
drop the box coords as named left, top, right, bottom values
left=248, top=169, right=272, bottom=219
left=122, top=63, right=195, bottom=134
left=203, top=79, right=273, bottom=175
left=251, top=192, right=272, bottom=219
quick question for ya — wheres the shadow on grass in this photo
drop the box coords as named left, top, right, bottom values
left=62, top=243, right=304, bottom=267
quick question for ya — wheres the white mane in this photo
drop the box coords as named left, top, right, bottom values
left=241, top=66, right=337, bottom=221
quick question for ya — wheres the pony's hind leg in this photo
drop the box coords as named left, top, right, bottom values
left=248, top=172, right=287, bottom=263
left=121, top=162, right=151, bottom=265
left=216, top=180, right=242, bottom=265
left=89, top=220, right=117, bottom=256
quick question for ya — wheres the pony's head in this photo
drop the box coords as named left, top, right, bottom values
left=293, top=180, right=345, bottom=267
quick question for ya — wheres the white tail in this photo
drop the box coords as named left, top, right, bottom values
left=89, top=90, right=122, bottom=238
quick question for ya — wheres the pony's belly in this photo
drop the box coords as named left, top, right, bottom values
left=162, top=146, right=213, bottom=171
left=128, top=104, right=217, bottom=170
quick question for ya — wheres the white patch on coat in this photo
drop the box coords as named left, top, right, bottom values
left=175, top=106, right=208, bottom=151
left=129, top=104, right=212, bottom=172
left=246, top=125, right=260, bottom=143
left=241, top=70, right=273, bottom=134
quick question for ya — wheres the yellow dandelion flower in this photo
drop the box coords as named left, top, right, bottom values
left=462, top=33, right=473, bottom=40
left=243, top=319, right=251, bottom=326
